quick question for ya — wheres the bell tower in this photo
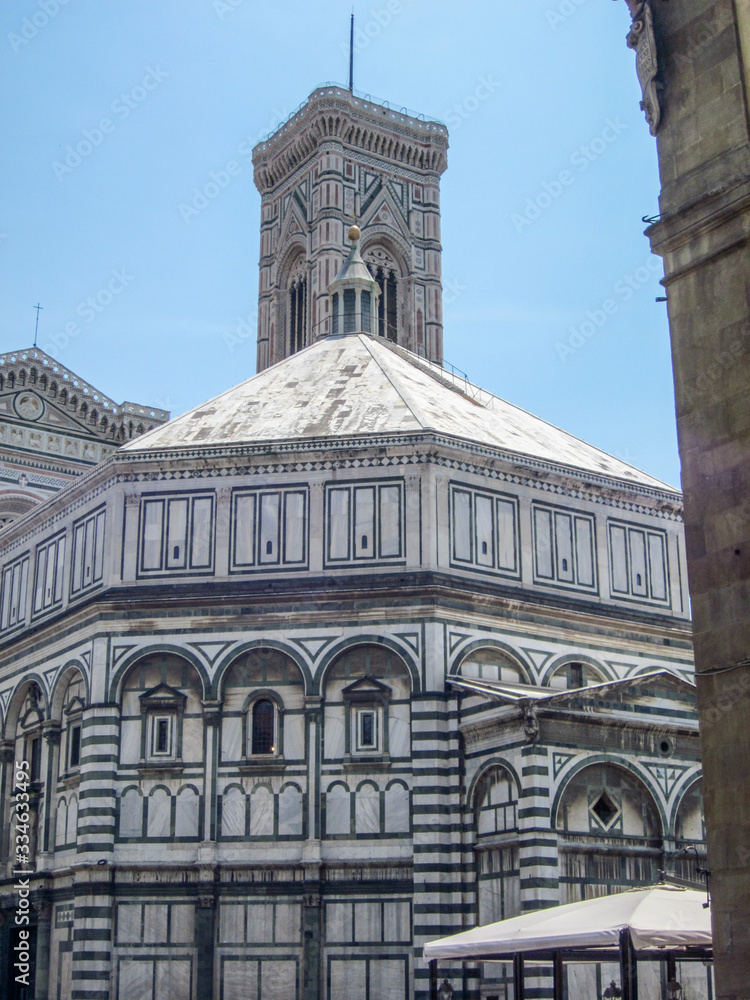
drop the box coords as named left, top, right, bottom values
left=252, top=86, right=449, bottom=371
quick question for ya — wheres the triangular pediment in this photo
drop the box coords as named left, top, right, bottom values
left=361, top=189, right=409, bottom=237
left=0, top=391, right=108, bottom=439
left=548, top=670, right=697, bottom=710
left=342, top=674, right=392, bottom=702
left=0, top=348, right=169, bottom=440
left=64, top=695, right=86, bottom=716
left=279, top=202, right=308, bottom=246
left=139, top=682, right=186, bottom=708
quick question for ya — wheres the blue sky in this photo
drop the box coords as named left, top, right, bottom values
left=0, top=0, right=680, bottom=487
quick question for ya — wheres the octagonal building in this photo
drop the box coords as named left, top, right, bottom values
left=0, top=90, right=709, bottom=1000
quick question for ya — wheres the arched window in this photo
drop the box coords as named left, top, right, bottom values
left=475, top=767, right=518, bottom=836
left=473, top=767, right=520, bottom=928
left=556, top=763, right=661, bottom=903
left=458, top=647, right=527, bottom=686
left=675, top=779, right=705, bottom=843
left=548, top=661, right=604, bottom=690
left=288, top=261, right=307, bottom=354
left=118, top=653, right=202, bottom=768
left=59, top=674, right=86, bottom=775
left=364, top=246, right=400, bottom=343
left=323, top=644, right=413, bottom=762
left=251, top=699, right=276, bottom=755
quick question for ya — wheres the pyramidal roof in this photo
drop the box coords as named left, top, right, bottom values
left=121, top=334, right=676, bottom=494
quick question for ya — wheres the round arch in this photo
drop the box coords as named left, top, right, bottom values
left=277, top=238, right=307, bottom=290
left=385, top=777, right=410, bottom=792
left=360, top=232, right=411, bottom=279
left=4, top=674, right=48, bottom=739
left=551, top=756, right=666, bottom=838
left=212, top=640, right=312, bottom=699
left=451, top=639, right=533, bottom=686
left=49, top=660, right=90, bottom=722
left=671, top=774, right=705, bottom=840
left=354, top=778, right=380, bottom=794
left=466, top=757, right=523, bottom=808
left=541, top=653, right=611, bottom=688
left=108, top=645, right=211, bottom=703
left=316, top=635, right=420, bottom=696
left=279, top=780, right=304, bottom=795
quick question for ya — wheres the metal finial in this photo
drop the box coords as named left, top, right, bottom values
left=349, top=12, right=354, bottom=93
left=33, top=302, right=43, bottom=347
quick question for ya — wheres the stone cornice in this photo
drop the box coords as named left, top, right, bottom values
left=0, top=431, right=683, bottom=555
left=253, top=87, right=448, bottom=193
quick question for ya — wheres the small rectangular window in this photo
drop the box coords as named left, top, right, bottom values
left=30, top=737, right=41, bottom=783
left=357, top=710, right=378, bottom=750
left=151, top=715, right=174, bottom=757
left=69, top=724, right=82, bottom=768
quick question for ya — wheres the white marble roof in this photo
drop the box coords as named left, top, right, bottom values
left=121, top=334, right=676, bottom=492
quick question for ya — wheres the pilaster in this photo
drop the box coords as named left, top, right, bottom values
left=411, top=689, right=468, bottom=1000
left=70, top=864, right=114, bottom=1000
left=75, top=704, right=120, bottom=863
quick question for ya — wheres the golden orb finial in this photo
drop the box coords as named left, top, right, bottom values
left=348, top=223, right=361, bottom=242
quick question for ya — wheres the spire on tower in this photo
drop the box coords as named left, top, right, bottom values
left=349, top=11, right=354, bottom=93
left=327, top=224, right=380, bottom=337
left=33, top=302, right=43, bottom=348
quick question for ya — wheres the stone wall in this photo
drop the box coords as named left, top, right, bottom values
left=624, top=1, right=750, bottom=995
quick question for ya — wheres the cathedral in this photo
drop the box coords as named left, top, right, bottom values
left=0, top=84, right=709, bottom=1000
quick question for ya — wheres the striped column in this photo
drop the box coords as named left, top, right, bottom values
left=70, top=703, right=119, bottom=999
left=518, top=744, right=560, bottom=1000
left=76, top=704, right=120, bottom=862
left=411, top=691, right=470, bottom=1000
left=70, top=864, right=114, bottom=1000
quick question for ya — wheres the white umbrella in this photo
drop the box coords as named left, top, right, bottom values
left=424, top=884, right=712, bottom=960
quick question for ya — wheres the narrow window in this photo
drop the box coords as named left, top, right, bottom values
left=30, top=737, right=41, bottom=782
left=289, top=274, right=307, bottom=354
left=343, top=289, right=356, bottom=333
left=266, top=540, right=273, bottom=555
left=151, top=715, right=173, bottom=757
left=372, top=266, right=398, bottom=342
left=331, top=292, right=339, bottom=334
left=357, top=710, right=378, bottom=750
left=361, top=290, right=372, bottom=333
left=69, top=724, right=82, bottom=768
left=251, top=699, right=275, bottom=755
left=562, top=557, right=568, bottom=572
left=361, top=535, right=368, bottom=550
left=482, top=541, right=488, bottom=555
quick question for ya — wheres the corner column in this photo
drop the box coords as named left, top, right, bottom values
left=33, top=898, right=52, bottom=1000
left=196, top=882, right=217, bottom=1000
left=518, top=742, right=559, bottom=999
